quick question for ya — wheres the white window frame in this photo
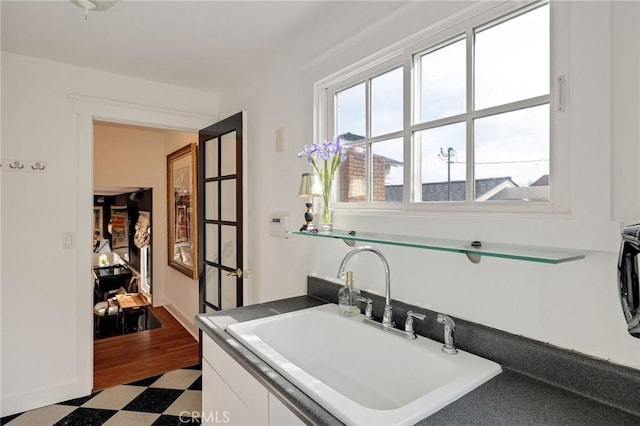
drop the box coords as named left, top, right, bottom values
left=315, top=0, right=569, bottom=215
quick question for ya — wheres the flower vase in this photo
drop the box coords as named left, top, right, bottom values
left=319, top=205, right=333, bottom=233
left=319, top=185, right=333, bottom=233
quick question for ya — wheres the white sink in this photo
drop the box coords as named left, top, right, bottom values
left=227, top=304, right=501, bottom=426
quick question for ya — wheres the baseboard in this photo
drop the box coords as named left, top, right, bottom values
left=1, top=380, right=89, bottom=418
left=162, top=303, right=199, bottom=340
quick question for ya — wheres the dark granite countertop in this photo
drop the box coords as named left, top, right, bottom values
left=196, top=289, right=640, bottom=426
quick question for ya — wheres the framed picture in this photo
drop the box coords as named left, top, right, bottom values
left=110, top=207, right=129, bottom=249
left=93, top=206, right=103, bottom=241
left=167, top=143, right=198, bottom=279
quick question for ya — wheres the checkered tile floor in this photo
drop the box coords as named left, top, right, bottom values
left=1, top=365, right=201, bottom=425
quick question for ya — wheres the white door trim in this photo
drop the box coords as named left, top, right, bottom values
left=70, top=94, right=215, bottom=395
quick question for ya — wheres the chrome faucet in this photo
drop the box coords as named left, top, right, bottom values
left=337, top=246, right=394, bottom=327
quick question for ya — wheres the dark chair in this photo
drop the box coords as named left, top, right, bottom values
left=93, top=297, right=120, bottom=338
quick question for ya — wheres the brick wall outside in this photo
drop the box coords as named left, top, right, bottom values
left=338, top=147, right=388, bottom=202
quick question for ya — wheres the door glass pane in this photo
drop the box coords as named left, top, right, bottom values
left=221, top=131, right=237, bottom=176
left=420, top=38, right=466, bottom=122
left=371, top=67, right=403, bottom=137
left=337, top=144, right=367, bottom=202
left=205, top=137, right=219, bottom=179
left=205, top=265, right=220, bottom=307
left=221, top=273, right=237, bottom=309
left=336, top=83, right=366, bottom=139
left=205, top=224, right=218, bottom=264
left=220, top=180, right=237, bottom=222
left=371, top=138, right=403, bottom=203
left=220, top=225, right=236, bottom=268
left=417, top=122, right=466, bottom=201
left=475, top=4, right=549, bottom=109
left=474, top=104, right=549, bottom=201
left=204, top=182, right=218, bottom=221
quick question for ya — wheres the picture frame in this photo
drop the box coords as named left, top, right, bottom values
left=167, top=143, right=198, bottom=279
left=110, top=206, right=129, bottom=249
left=93, top=206, right=103, bottom=241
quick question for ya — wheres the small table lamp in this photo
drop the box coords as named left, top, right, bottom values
left=298, top=172, right=322, bottom=231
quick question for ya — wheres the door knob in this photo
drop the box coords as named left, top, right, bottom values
left=225, top=268, right=252, bottom=279
left=226, top=268, right=243, bottom=278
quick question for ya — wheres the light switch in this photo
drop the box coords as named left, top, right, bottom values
left=63, top=232, right=75, bottom=249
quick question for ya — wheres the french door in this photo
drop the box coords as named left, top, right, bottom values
left=198, top=112, right=246, bottom=312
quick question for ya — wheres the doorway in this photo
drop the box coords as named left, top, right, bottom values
left=72, top=95, right=216, bottom=398
left=92, top=120, right=200, bottom=387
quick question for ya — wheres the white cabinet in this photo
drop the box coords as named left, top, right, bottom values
left=202, top=358, right=264, bottom=425
left=202, top=333, right=304, bottom=426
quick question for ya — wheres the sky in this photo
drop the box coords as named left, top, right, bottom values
left=335, top=3, right=549, bottom=190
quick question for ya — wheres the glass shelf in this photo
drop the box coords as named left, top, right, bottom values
left=289, top=229, right=586, bottom=264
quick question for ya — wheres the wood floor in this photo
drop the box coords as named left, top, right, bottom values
left=93, top=306, right=200, bottom=391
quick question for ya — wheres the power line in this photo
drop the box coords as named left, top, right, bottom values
left=449, top=159, right=549, bottom=165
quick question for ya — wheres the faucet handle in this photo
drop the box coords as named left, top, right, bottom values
left=358, top=297, right=373, bottom=319
left=405, top=311, right=426, bottom=339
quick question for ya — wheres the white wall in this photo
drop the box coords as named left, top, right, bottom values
left=163, top=131, right=202, bottom=336
left=0, top=52, right=218, bottom=416
left=93, top=122, right=200, bottom=337
left=219, top=1, right=640, bottom=369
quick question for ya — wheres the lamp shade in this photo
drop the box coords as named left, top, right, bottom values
left=298, top=173, right=322, bottom=197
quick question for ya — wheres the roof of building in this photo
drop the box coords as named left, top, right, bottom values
left=338, top=132, right=365, bottom=142
left=531, top=174, right=549, bottom=186
left=385, top=177, right=518, bottom=202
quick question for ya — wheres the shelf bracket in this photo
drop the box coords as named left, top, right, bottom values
left=342, top=239, right=356, bottom=248
left=342, top=230, right=357, bottom=247
left=466, top=253, right=482, bottom=264
left=466, top=241, right=483, bottom=264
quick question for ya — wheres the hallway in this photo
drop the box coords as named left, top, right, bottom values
left=94, top=306, right=199, bottom=391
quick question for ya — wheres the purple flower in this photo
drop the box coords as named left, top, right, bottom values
left=298, top=138, right=346, bottom=161
left=297, top=143, right=319, bottom=163
left=299, top=137, right=345, bottom=192
left=297, top=137, right=345, bottom=165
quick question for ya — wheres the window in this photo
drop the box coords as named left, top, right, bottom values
left=335, top=67, right=404, bottom=203
left=322, top=1, right=556, bottom=209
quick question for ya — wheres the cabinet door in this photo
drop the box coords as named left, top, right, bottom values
left=202, top=357, right=266, bottom=426
left=268, top=394, right=305, bottom=426
left=202, top=335, right=269, bottom=424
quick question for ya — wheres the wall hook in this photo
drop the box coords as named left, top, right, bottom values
left=9, top=161, right=24, bottom=169
left=31, top=162, right=45, bottom=171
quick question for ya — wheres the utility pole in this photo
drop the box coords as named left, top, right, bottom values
left=438, top=147, right=456, bottom=201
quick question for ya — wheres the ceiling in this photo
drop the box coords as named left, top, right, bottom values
left=1, top=0, right=403, bottom=93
